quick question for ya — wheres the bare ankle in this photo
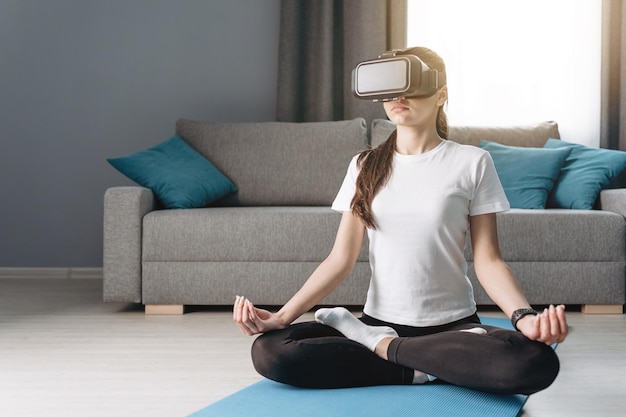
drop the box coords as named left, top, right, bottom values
left=374, top=336, right=395, bottom=360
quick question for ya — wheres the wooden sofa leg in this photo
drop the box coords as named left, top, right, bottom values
left=145, top=305, right=185, bottom=315
left=581, top=304, right=623, bottom=314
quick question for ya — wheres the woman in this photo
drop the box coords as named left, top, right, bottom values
left=233, top=47, right=567, bottom=395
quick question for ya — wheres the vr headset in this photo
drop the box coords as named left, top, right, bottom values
left=352, top=50, right=446, bottom=102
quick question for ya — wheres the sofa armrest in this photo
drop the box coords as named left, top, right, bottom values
left=103, top=186, right=155, bottom=303
left=598, top=189, right=626, bottom=218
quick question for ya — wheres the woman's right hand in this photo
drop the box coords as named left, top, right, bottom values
left=233, top=296, right=287, bottom=336
left=233, top=212, right=364, bottom=337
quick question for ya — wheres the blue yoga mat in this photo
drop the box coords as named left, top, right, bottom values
left=189, top=317, right=543, bottom=417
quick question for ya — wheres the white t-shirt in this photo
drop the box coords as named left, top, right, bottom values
left=332, top=139, right=510, bottom=326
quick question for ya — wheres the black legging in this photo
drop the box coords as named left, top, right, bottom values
left=251, top=313, right=560, bottom=395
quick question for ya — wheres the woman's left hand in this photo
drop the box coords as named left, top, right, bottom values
left=516, top=304, right=568, bottom=345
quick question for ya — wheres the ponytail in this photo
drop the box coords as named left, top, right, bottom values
left=436, top=105, right=449, bottom=139
left=350, top=131, right=397, bottom=229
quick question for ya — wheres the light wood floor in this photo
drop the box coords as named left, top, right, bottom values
left=1, top=278, right=624, bottom=417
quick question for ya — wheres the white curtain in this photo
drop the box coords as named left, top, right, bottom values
left=407, top=0, right=602, bottom=147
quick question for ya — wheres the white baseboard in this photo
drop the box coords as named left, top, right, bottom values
left=0, top=267, right=103, bottom=279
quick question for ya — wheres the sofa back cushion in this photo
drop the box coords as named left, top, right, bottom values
left=176, top=118, right=368, bottom=206
left=371, top=119, right=561, bottom=148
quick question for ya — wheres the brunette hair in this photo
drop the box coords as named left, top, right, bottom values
left=350, top=47, right=448, bottom=229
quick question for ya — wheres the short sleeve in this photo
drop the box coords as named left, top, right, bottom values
left=470, top=152, right=510, bottom=216
left=331, top=155, right=360, bottom=212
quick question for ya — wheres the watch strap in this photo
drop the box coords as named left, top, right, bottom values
left=511, top=308, right=538, bottom=331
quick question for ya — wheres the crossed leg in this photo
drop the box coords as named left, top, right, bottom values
left=252, top=309, right=560, bottom=394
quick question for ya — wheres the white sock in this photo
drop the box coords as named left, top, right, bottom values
left=315, top=307, right=398, bottom=351
left=460, top=327, right=487, bottom=335
left=413, top=370, right=428, bottom=384
left=412, top=371, right=439, bottom=384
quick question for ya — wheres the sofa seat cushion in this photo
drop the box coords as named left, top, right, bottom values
left=141, top=261, right=373, bottom=305
left=465, top=209, right=626, bottom=262
left=142, top=207, right=369, bottom=263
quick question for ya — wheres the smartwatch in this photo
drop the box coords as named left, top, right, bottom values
left=511, top=308, right=538, bottom=331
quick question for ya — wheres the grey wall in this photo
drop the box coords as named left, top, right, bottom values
left=0, top=0, right=281, bottom=267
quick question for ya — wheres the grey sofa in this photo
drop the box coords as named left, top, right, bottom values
left=103, top=118, right=626, bottom=314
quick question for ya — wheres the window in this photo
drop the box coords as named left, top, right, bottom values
left=407, top=0, right=601, bottom=146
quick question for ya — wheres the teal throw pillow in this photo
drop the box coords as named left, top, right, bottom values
left=108, top=136, right=237, bottom=209
left=543, top=138, right=626, bottom=209
left=479, top=140, right=571, bottom=209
